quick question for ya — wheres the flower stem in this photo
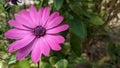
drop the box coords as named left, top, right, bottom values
left=38, top=61, right=40, bottom=68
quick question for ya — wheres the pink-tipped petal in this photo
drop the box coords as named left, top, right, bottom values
left=40, top=37, right=50, bottom=56
left=38, top=7, right=44, bottom=25
left=29, top=5, right=39, bottom=26
left=44, top=36, right=61, bottom=51
left=8, top=20, right=25, bottom=29
left=20, top=9, right=33, bottom=26
left=47, top=24, right=69, bottom=34
left=38, top=7, right=44, bottom=17
left=41, top=7, right=50, bottom=26
left=5, top=29, right=31, bottom=39
left=8, top=35, right=35, bottom=52
left=45, top=35, right=65, bottom=44
left=31, top=39, right=42, bottom=63
left=15, top=13, right=34, bottom=28
left=16, top=40, right=34, bottom=60
left=47, top=12, right=60, bottom=23
left=20, top=9, right=28, bottom=14
left=46, top=16, right=64, bottom=29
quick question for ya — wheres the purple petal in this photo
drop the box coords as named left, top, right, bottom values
left=47, top=24, right=69, bottom=34
left=8, top=20, right=26, bottom=29
left=29, top=5, right=39, bottom=26
left=38, top=7, right=44, bottom=25
left=44, top=36, right=61, bottom=51
left=47, top=12, right=60, bottom=24
left=46, top=16, right=64, bottom=29
left=5, top=29, right=31, bottom=39
left=41, top=7, right=50, bottom=26
left=14, top=14, right=32, bottom=27
left=16, top=40, right=35, bottom=60
left=31, top=38, right=42, bottom=63
left=8, top=35, right=35, bottom=52
left=45, top=35, right=65, bottom=44
left=40, top=37, right=50, bottom=56
left=20, top=9, right=35, bottom=27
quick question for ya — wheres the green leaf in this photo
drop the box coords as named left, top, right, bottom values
left=68, top=16, right=87, bottom=40
left=8, top=55, right=16, bottom=65
left=17, top=60, right=30, bottom=68
left=53, top=0, right=64, bottom=10
left=10, top=60, right=30, bottom=68
left=89, top=16, right=104, bottom=25
left=0, top=61, right=4, bottom=68
left=71, top=34, right=81, bottom=56
left=55, top=59, right=68, bottom=68
left=49, top=56, right=59, bottom=65
left=61, top=42, right=71, bottom=55
left=40, top=62, right=52, bottom=68
left=69, top=1, right=91, bottom=18
left=74, top=57, right=87, bottom=63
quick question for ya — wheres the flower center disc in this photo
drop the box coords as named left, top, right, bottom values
left=34, top=26, right=46, bottom=37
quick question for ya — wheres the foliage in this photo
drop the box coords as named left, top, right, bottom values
left=0, top=0, right=120, bottom=68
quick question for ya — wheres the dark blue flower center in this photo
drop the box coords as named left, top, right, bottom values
left=34, top=26, right=46, bottom=37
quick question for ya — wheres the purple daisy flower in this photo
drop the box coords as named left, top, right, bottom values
left=4, top=5, right=69, bottom=63
left=6, top=0, right=21, bottom=5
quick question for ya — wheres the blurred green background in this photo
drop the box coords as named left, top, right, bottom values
left=0, top=0, right=120, bottom=68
